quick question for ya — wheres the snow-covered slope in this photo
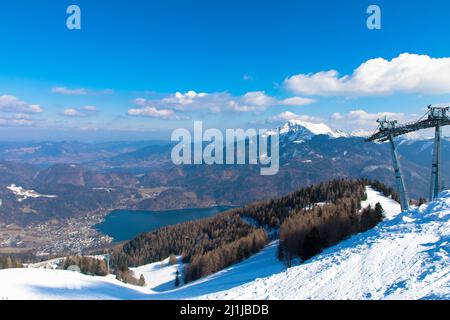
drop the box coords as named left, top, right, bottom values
left=203, top=191, right=450, bottom=300
left=280, top=120, right=344, bottom=138
left=0, top=269, right=149, bottom=300
left=361, top=187, right=400, bottom=220
left=267, top=120, right=348, bottom=143
left=1, top=188, right=449, bottom=300
left=0, top=242, right=284, bottom=300
left=130, top=256, right=184, bottom=291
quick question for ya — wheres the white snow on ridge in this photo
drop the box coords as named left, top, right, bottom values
left=264, top=120, right=348, bottom=142
left=0, top=242, right=284, bottom=300
left=361, top=186, right=401, bottom=220
left=152, top=242, right=285, bottom=300
left=6, top=184, right=57, bottom=202
left=202, top=191, right=450, bottom=300
left=0, top=269, right=148, bottom=300
left=279, top=120, right=342, bottom=137
left=1, top=188, right=449, bottom=300
left=279, top=120, right=347, bottom=140
left=130, top=256, right=184, bottom=291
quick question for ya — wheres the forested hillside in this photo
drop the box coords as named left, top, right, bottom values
left=279, top=199, right=383, bottom=265
left=111, top=179, right=392, bottom=283
left=0, top=256, right=22, bottom=270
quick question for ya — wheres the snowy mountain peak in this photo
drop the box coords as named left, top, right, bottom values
left=278, top=120, right=347, bottom=142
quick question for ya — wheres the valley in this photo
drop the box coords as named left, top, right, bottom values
left=0, top=120, right=449, bottom=258
left=3, top=186, right=450, bottom=300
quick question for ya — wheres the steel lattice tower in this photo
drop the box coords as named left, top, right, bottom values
left=366, top=105, right=450, bottom=210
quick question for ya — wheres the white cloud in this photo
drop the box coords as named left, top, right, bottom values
left=162, top=91, right=208, bottom=105
left=127, top=105, right=186, bottom=120
left=228, top=100, right=260, bottom=113
left=227, top=91, right=275, bottom=113
left=52, top=87, right=114, bottom=95
left=135, top=90, right=315, bottom=115
left=0, top=115, right=35, bottom=126
left=0, top=95, right=43, bottom=113
left=62, top=108, right=82, bottom=117
left=267, top=111, right=323, bottom=123
left=11, top=119, right=33, bottom=125
left=128, top=98, right=188, bottom=120
left=60, top=106, right=99, bottom=117
left=280, top=97, right=316, bottom=106
left=11, top=113, right=32, bottom=119
left=242, top=91, right=276, bottom=107
left=329, top=109, right=421, bottom=135
left=330, top=110, right=413, bottom=126
left=81, top=105, right=98, bottom=112
left=284, top=53, right=450, bottom=96
left=52, top=87, right=88, bottom=95
left=228, top=92, right=315, bottom=113
left=134, top=98, right=148, bottom=107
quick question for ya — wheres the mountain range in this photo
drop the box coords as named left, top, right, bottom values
left=0, top=120, right=449, bottom=226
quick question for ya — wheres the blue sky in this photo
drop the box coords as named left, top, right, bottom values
left=0, top=0, right=450, bottom=141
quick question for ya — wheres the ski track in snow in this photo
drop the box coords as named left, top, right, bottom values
left=1, top=187, right=449, bottom=300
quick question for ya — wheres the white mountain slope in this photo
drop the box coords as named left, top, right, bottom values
left=130, top=255, right=184, bottom=291
left=266, top=120, right=348, bottom=143
left=1, top=187, right=449, bottom=300
left=203, top=191, right=450, bottom=300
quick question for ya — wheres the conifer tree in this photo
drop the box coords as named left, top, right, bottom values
left=175, top=270, right=180, bottom=287
left=375, top=202, right=384, bottom=215
left=138, top=274, right=146, bottom=287
left=169, top=254, right=177, bottom=266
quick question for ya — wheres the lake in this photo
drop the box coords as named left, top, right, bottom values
left=95, top=206, right=234, bottom=242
